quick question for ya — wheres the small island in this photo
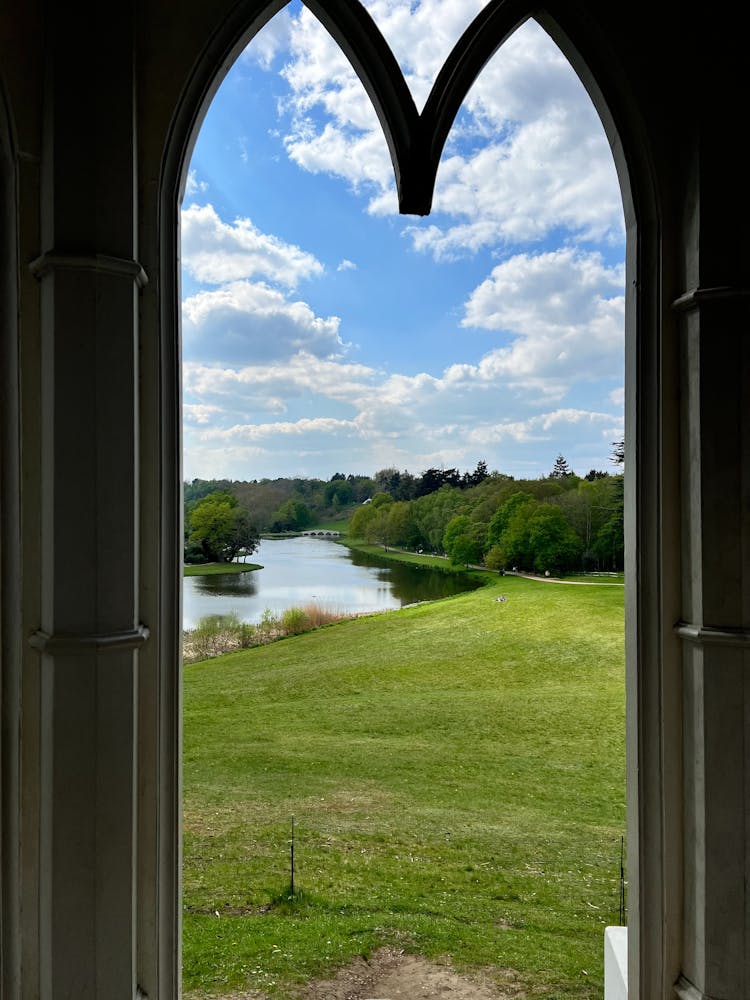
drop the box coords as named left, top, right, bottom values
left=183, top=561, right=262, bottom=577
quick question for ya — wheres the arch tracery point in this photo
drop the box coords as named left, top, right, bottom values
left=302, top=0, right=535, bottom=215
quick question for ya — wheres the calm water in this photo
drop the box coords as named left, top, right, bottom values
left=183, top=536, right=482, bottom=628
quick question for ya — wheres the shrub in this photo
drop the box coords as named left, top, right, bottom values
left=185, top=611, right=251, bottom=662
left=280, top=607, right=311, bottom=635
left=183, top=604, right=354, bottom=663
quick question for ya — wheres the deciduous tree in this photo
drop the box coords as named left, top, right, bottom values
left=187, top=491, right=259, bottom=563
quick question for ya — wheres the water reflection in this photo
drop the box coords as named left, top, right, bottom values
left=183, top=536, right=481, bottom=628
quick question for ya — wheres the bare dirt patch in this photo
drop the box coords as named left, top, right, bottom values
left=293, top=948, right=525, bottom=1000
left=200, top=948, right=526, bottom=1000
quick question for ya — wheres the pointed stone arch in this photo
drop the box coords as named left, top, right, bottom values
left=4, top=2, right=749, bottom=998
left=162, top=4, right=672, bottom=996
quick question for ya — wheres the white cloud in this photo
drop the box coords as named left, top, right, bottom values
left=284, top=118, right=392, bottom=198
left=241, top=7, right=293, bottom=69
left=184, top=170, right=208, bottom=198
left=361, top=0, right=489, bottom=110
left=181, top=244, right=623, bottom=478
left=182, top=344, right=622, bottom=478
left=183, top=354, right=376, bottom=405
left=182, top=281, right=343, bottom=363
left=405, top=105, right=622, bottom=255
left=183, top=403, right=221, bottom=425
left=609, top=386, right=625, bottom=406
left=461, top=248, right=624, bottom=382
left=181, top=4, right=625, bottom=481
left=200, top=416, right=359, bottom=443
left=181, top=203, right=323, bottom=287
left=268, top=6, right=622, bottom=253
left=464, top=408, right=616, bottom=445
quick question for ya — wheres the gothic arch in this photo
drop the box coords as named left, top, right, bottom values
left=159, top=3, right=674, bottom=996
left=4, top=3, right=747, bottom=998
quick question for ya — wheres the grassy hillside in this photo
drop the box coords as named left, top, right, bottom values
left=183, top=574, right=625, bottom=998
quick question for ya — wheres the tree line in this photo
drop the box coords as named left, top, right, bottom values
left=184, top=450, right=624, bottom=574
left=348, top=454, right=623, bottom=575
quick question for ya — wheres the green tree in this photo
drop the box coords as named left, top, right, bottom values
left=385, top=501, right=420, bottom=548
left=527, top=504, right=583, bottom=575
left=324, top=478, right=354, bottom=506
left=187, top=492, right=259, bottom=563
left=610, top=439, right=625, bottom=467
left=443, top=515, right=484, bottom=566
left=412, top=485, right=464, bottom=551
left=549, top=453, right=574, bottom=479
left=364, top=508, right=391, bottom=545
left=499, top=500, right=538, bottom=569
left=486, top=492, right=535, bottom=549
left=484, top=545, right=506, bottom=570
left=370, top=492, right=393, bottom=509
left=593, top=473, right=624, bottom=569
left=271, top=499, right=312, bottom=531
left=349, top=502, right=379, bottom=539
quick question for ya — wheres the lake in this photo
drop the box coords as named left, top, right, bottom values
left=183, top=536, right=483, bottom=628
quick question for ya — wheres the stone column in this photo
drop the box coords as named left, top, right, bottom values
left=673, top=123, right=750, bottom=999
left=31, top=5, right=146, bottom=997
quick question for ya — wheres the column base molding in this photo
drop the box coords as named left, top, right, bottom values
left=674, top=974, right=719, bottom=1000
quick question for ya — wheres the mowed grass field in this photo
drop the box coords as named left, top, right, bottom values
left=183, top=573, right=625, bottom=998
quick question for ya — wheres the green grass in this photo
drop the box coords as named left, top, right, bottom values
left=341, top=539, right=492, bottom=579
left=183, top=575, right=625, bottom=998
left=184, top=562, right=262, bottom=577
left=562, top=573, right=625, bottom=585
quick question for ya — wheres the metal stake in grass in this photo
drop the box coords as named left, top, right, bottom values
left=290, top=815, right=295, bottom=898
left=618, top=835, right=626, bottom=925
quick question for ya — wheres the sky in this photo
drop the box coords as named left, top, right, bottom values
left=181, top=0, right=625, bottom=484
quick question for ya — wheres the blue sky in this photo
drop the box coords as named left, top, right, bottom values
left=181, top=0, right=625, bottom=483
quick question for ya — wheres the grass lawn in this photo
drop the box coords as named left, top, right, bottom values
left=184, top=562, right=263, bottom=577
left=562, top=573, right=625, bottom=585
left=183, top=574, right=625, bottom=998
left=341, top=539, right=489, bottom=578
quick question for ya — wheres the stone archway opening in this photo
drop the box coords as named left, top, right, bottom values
left=179, top=3, right=632, bottom=996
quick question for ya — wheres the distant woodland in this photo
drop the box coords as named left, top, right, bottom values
left=184, top=452, right=624, bottom=574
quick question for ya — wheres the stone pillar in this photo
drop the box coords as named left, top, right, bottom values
left=31, top=6, right=146, bottom=997
left=673, top=122, right=750, bottom=999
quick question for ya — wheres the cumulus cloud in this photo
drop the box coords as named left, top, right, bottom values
left=241, top=6, right=293, bottom=68
left=200, top=416, right=359, bottom=443
left=183, top=347, right=622, bottom=478
left=183, top=403, right=221, bottom=425
left=464, top=408, right=616, bottom=445
left=262, top=5, right=622, bottom=252
left=180, top=4, right=625, bottom=481
left=183, top=354, right=376, bottom=406
left=181, top=243, right=623, bottom=478
left=406, top=106, right=622, bottom=255
left=181, top=203, right=323, bottom=287
left=182, top=280, right=343, bottom=363
left=461, top=248, right=624, bottom=383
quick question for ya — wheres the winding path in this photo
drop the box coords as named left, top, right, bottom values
left=508, top=571, right=624, bottom=587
